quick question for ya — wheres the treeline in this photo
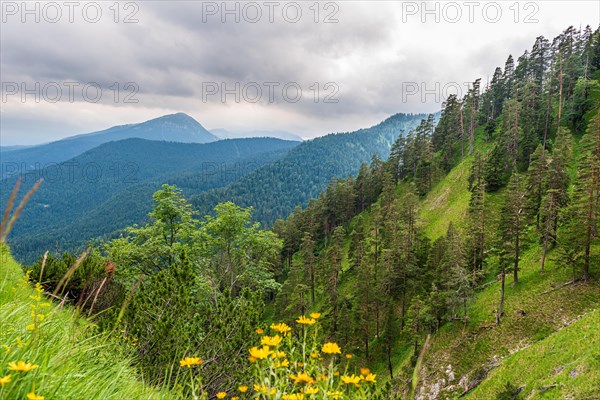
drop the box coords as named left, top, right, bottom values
left=271, top=25, right=600, bottom=383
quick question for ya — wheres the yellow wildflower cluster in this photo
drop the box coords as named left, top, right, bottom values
left=177, top=312, right=378, bottom=399
left=1, top=274, right=47, bottom=398
left=27, top=283, right=50, bottom=332
left=233, top=312, right=376, bottom=399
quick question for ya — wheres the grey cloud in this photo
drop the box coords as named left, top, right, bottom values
left=1, top=1, right=597, bottom=144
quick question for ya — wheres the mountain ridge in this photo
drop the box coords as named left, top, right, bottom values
left=0, top=113, right=218, bottom=176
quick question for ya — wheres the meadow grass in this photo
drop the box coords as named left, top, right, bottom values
left=0, top=244, right=176, bottom=400
left=465, top=309, right=600, bottom=399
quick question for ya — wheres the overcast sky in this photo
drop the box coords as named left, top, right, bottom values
left=1, top=0, right=598, bottom=145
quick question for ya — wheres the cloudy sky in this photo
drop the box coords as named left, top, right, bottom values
left=1, top=0, right=598, bottom=145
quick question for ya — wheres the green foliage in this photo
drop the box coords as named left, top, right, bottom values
left=0, top=245, right=174, bottom=399
left=190, top=113, right=430, bottom=228
left=3, top=138, right=296, bottom=264
left=494, top=381, right=521, bottom=400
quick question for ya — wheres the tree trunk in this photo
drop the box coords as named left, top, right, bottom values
left=513, top=229, right=520, bottom=284
left=497, top=266, right=506, bottom=326
left=387, top=345, right=394, bottom=380
left=541, top=231, right=548, bottom=273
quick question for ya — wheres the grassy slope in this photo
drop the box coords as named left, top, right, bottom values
left=410, top=129, right=600, bottom=398
left=466, top=309, right=600, bottom=399
left=0, top=244, right=173, bottom=400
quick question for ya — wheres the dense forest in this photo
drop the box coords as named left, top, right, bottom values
left=1, top=24, right=599, bottom=400
left=189, top=112, right=431, bottom=226
left=1, top=137, right=298, bottom=263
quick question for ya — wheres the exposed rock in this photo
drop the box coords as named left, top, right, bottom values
left=539, top=383, right=557, bottom=393
left=445, top=364, right=455, bottom=382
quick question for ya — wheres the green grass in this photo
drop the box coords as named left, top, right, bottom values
left=423, top=242, right=600, bottom=392
left=0, top=244, right=174, bottom=400
left=410, top=122, right=600, bottom=399
left=419, top=154, right=472, bottom=241
left=466, top=309, right=600, bottom=399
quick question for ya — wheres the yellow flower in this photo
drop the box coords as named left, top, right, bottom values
left=254, top=384, right=268, bottom=393
left=8, top=361, right=38, bottom=372
left=238, top=385, right=248, bottom=393
left=345, top=353, right=353, bottom=359
left=256, top=328, right=264, bottom=335
left=248, top=345, right=273, bottom=360
left=179, top=357, right=203, bottom=368
left=27, top=392, right=44, bottom=400
left=290, top=371, right=315, bottom=385
left=231, top=397, right=239, bottom=400
left=341, top=374, right=362, bottom=387
left=261, top=335, right=282, bottom=346
left=0, top=375, right=11, bottom=387
left=282, top=394, right=304, bottom=400
left=359, top=367, right=371, bottom=376
left=270, top=322, right=292, bottom=335
left=326, top=390, right=343, bottom=399
left=310, top=352, right=319, bottom=358
left=296, top=315, right=316, bottom=325
left=304, top=386, right=319, bottom=394
left=216, top=392, right=227, bottom=399
left=275, top=359, right=290, bottom=368
left=321, top=342, right=341, bottom=354
left=364, top=373, right=377, bottom=383
left=309, top=312, right=321, bottom=319
left=272, top=350, right=286, bottom=358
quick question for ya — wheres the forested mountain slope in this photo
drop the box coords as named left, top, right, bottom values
left=2, top=137, right=298, bottom=263
left=270, top=24, right=600, bottom=399
left=191, top=112, right=432, bottom=226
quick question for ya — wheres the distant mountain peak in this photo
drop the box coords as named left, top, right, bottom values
left=0, top=113, right=219, bottom=175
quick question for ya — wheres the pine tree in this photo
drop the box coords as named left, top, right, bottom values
left=559, top=113, right=599, bottom=281
left=525, top=144, right=549, bottom=228
left=467, top=153, right=487, bottom=273
left=324, top=226, right=344, bottom=334
left=443, top=223, right=472, bottom=327
left=350, top=218, right=373, bottom=360
left=300, top=232, right=317, bottom=304
left=500, top=171, right=528, bottom=284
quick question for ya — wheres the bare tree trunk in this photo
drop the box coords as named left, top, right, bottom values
left=514, top=228, right=520, bottom=284
left=496, top=266, right=506, bottom=326
left=541, top=231, right=548, bottom=273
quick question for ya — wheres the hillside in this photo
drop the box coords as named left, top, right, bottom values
left=191, top=112, right=433, bottom=226
left=0, top=113, right=218, bottom=174
left=2, top=137, right=298, bottom=263
left=464, top=308, right=600, bottom=399
left=267, top=25, right=600, bottom=399
left=0, top=244, right=174, bottom=399
left=411, top=141, right=600, bottom=399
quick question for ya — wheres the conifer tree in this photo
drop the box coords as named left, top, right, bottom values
left=499, top=171, right=528, bottom=284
